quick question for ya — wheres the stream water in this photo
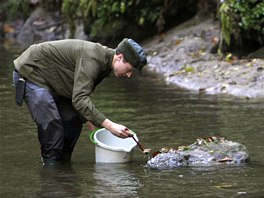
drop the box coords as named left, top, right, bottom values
left=1, top=45, right=264, bottom=197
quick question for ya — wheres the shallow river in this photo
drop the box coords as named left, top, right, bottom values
left=1, top=45, right=264, bottom=197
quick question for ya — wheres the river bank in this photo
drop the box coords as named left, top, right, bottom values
left=144, top=18, right=264, bottom=99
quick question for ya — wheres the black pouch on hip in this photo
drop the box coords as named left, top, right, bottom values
left=15, top=78, right=26, bottom=106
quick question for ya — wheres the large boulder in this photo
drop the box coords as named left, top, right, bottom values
left=7, top=7, right=87, bottom=47
left=146, top=136, right=249, bottom=169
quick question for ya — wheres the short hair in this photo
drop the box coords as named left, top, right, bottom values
left=115, top=48, right=127, bottom=62
left=115, top=48, right=121, bottom=54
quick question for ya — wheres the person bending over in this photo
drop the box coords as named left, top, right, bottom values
left=13, top=38, right=147, bottom=165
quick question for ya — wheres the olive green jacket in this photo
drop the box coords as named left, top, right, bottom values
left=14, top=39, right=115, bottom=126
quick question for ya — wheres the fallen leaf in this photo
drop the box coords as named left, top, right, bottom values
left=218, top=157, right=233, bottom=162
left=225, top=53, right=232, bottom=63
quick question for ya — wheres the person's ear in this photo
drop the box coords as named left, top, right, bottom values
left=118, top=53, right=125, bottom=60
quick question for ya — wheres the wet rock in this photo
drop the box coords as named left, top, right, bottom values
left=146, top=136, right=249, bottom=169
left=4, top=7, right=87, bottom=47
left=16, top=7, right=62, bottom=47
left=247, top=47, right=264, bottom=59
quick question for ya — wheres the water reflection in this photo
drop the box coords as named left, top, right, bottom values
left=93, top=163, right=140, bottom=197
left=36, top=165, right=81, bottom=198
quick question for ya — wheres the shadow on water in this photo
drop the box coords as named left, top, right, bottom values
left=1, top=45, right=264, bottom=197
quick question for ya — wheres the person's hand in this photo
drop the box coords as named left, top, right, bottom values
left=101, top=119, right=133, bottom=138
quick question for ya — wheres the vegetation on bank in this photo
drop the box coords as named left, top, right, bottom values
left=0, top=0, right=263, bottom=55
left=219, top=0, right=264, bottom=55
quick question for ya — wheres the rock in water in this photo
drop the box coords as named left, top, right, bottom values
left=146, top=136, right=249, bottom=169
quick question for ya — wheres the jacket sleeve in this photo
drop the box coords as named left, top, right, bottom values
left=72, top=58, right=107, bottom=126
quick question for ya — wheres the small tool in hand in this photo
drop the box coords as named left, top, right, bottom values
left=131, top=136, right=151, bottom=155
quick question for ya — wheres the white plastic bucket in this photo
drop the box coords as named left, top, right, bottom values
left=90, top=128, right=138, bottom=163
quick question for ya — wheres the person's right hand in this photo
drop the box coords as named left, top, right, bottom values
left=101, top=119, right=133, bottom=138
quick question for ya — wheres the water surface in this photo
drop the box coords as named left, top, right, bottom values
left=1, top=45, right=264, bottom=197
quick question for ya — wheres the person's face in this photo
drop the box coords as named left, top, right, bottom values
left=113, top=54, right=134, bottom=78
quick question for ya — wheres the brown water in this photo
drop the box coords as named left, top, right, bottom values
left=1, top=45, right=264, bottom=198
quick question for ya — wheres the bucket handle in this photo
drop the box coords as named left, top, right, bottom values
left=89, top=128, right=100, bottom=144
left=89, top=128, right=137, bottom=144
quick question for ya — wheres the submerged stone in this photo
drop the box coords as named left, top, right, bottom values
left=146, top=136, right=249, bottom=169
